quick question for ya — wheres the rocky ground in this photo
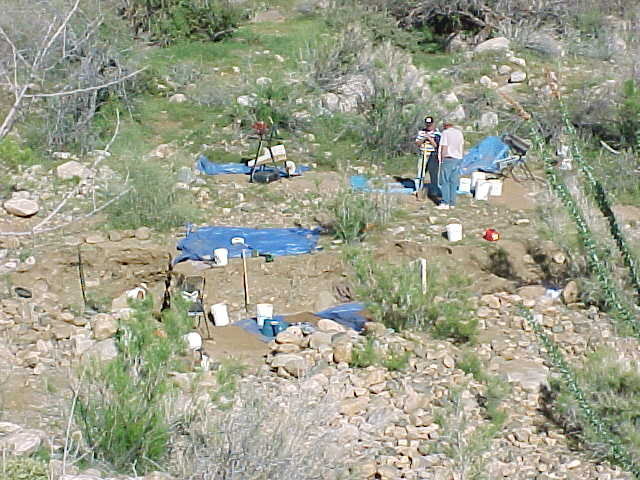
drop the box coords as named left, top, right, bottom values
left=2, top=4, right=640, bottom=479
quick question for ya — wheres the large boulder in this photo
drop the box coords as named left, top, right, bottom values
left=56, top=160, right=91, bottom=180
left=0, top=428, right=46, bottom=456
left=474, top=37, right=510, bottom=53
left=91, top=313, right=119, bottom=341
left=3, top=198, right=39, bottom=217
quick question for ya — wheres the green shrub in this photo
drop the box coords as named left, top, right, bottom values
left=350, top=336, right=380, bottom=368
left=0, top=457, right=48, bottom=480
left=0, top=138, right=41, bottom=171
left=619, top=79, right=640, bottom=150
left=329, top=189, right=398, bottom=242
left=382, top=350, right=410, bottom=371
left=121, top=0, right=248, bottom=46
left=209, top=359, right=247, bottom=407
left=348, top=251, right=475, bottom=340
left=75, top=298, right=191, bottom=474
left=105, top=161, right=200, bottom=231
left=550, top=349, right=640, bottom=465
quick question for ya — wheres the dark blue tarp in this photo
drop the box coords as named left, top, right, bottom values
left=233, top=302, right=367, bottom=342
left=350, top=175, right=415, bottom=195
left=175, top=226, right=320, bottom=264
left=196, top=154, right=310, bottom=176
left=459, top=136, right=510, bottom=175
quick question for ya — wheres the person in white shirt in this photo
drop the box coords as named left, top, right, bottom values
left=436, top=121, right=465, bottom=210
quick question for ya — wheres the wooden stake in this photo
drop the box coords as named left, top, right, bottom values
left=242, top=250, right=249, bottom=312
left=419, top=258, right=427, bottom=295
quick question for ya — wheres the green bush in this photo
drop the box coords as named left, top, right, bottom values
left=329, top=189, right=398, bottom=243
left=121, top=0, right=248, bottom=46
left=350, top=336, right=380, bottom=368
left=348, top=251, right=475, bottom=340
left=550, top=349, right=640, bottom=465
left=75, top=298, right=192, bottom=473
left=0, top=138, right=41, bottom=171
left=619, top=79, right=640, bottom=150
left=105, top=161, right=200, bottom=231
left=0, top=457, right=48, bottom=480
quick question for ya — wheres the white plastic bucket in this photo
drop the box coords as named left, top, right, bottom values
left=256, top=303, right=273, bottom=328
left=285, top=160, right=296, bottom=176
left=488, top=179, right=503, bottom=196
left=446, top=223, right=463, bottom=242
left=126, top=286, right=146, bottom=300
left=213, top=248, right=228, bottom=266
left=458, top=177, right=472, bottom=193
left=184, top=331, right=202, bottom=350
left=211, top=303, right=229, bottom=326
left=471, top=171, right=486, bottom=189
left=474, top=181, right=492, bottom=201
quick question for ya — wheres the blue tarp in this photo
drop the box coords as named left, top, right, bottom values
left=459, top=136, right=510, bottom=175
left=233, top=302, right=367, bottom=342
left=175, top=226, right=320, bottom=264
left=196, top=154, right=310, bottom=176
left=350, top=175, right=416, bottom=195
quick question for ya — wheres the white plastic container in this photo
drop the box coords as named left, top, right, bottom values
left=474, top=181, right=492, bottom=201
left=230, top=237, right=245, bottom=245
left=256, top=303, right=274, bottom=328
left=184, top=331, right=202, bottom=350
left=446, top=223, right=463, bottom=242
left=471, top=171, right=486, bottom=189
left=488, top=179, right=503, bottom=196
left=458, top=177, right=472, bottom=193
left=285, top=160, right=296, bottom=176
left=213, top=248, right=228, bottom=266
left=211, top=303, right=230, bottom=326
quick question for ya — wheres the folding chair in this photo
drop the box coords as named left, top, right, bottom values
left=497, top=134, right=542, bottom=183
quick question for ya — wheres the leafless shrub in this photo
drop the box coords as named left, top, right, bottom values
left=0, top=0, right=141, bottom=151
left=173, top=379, right=353, bottom=480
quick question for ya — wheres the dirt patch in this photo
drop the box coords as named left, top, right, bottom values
left=488, top=177, right=538, bottom=211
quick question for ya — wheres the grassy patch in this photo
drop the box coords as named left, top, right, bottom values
left=0, top=138, right=42, bottom=171
left=350, top=335, right=410, bottom=371
left=549, top=348, right=640, bottom=465
left=347, top=251, right=476, bottom=341
left=0, top=457, right=48, bottom=480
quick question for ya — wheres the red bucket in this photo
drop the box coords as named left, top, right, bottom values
left=483, top=228, right=500, bottom=242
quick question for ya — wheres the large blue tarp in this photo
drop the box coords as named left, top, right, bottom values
left=233, top=302, right=367, bottom=342
left=350, top=175, right=416, bottom=195
left=459, top=136, right=510, bottom=175
left=174, top=226, right=320, bottom=264
left=196, top=154, right=310, bottom=176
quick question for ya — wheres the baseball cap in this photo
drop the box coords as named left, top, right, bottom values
left=424, top=116, right=434, bottom=124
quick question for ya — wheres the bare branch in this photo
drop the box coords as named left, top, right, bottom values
left=104, top=108, right=120, bottom=154
left=36, top=0, right=81, bottom=71
left=24, top=67, right=146, bottom=98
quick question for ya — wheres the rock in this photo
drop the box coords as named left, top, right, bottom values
left=56, top=160, right=91, bottom=180
left=169, top=93, right=187, bottom=103
left=84, top=233, right=107, bottom=244
left=474, top=37, right=510, bottom=53
left=510, top=56, right=527, bottom=67
left=317, top=318, right=346, bottom=333
left=149, top=144, right=174, bottom=159
left=509, top=71, right=527, bottom=83
left=177, top=166, right=195, bottom=184
left=256, top=77, right=272, bottom=86
left=479, top=112, right=499, bottom=129
left=562, top=280, right=579, bottom=304
left=237, top=95, right=257, bottom=107
left=479, top=75, right=497, bottom=88
left=144, top=472, right=175, bottom=480
left=3, top=198, right=39, bottom=217
left=552, top=251, right=566, bottom=264
left=448, top=104, right=466, bottom=121
left=363, top=322, right=386, bottom=336
left=108, top=231, right=123, bottom=242
left=516, top=285, right=546, bottom=300
left=339, top=397, right=369, bottom=416
left=59, top=475, right=102, bottom=480
left=502, top=359, right=549, bottom=392
left=92, top=313, right=119, bottom=340
left=333, top=341, right=353, bottom=364
left=525, top=34, right=562, bottom=56
left=442, top=92, right=459, bottom=105
left=0, top=428, right=45, bottom=456
left=498, top=64, right=512, bottom=75
left=0, top=422, right=22, bottom=434
left=275, top=327, right=304, bottom=346
left=271, top=353, right=307, bottom=377
left=313, top=290, right=335, bottom=312
left=135, top=226, right=152, bottom=240
left=309, top=331, right=332, bottom=349
left=83, top=338, right=118, bottom=362
left=480, top=294, right=501, bottom=309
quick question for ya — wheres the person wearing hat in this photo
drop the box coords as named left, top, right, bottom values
left=436, top=120, right=465, bottom=210
left=414, top=116, right=442, bottom=202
